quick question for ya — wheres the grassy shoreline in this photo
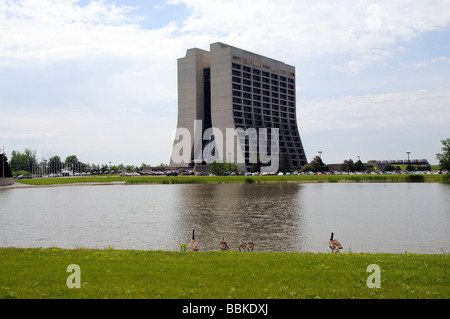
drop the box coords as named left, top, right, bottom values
left=12, top=173, right=450, bottom=186
left=0, top=247, right=448, bottom=299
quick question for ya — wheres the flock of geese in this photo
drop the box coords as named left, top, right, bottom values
left=188, top=230, right=343, bottom=253
left=189, top=230, right=254, bottom=252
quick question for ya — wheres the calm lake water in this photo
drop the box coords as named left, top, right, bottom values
left=0, top=183, right=449, bottom=253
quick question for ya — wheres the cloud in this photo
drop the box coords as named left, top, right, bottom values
left=0, top=0, right=185, bottom=65
left=299, top=89, right=450, bottom=133
left=432, top=56, right=450, bottom=64
left=1, top=0, right=449, bottom=76
left=0, top=100, right=176, bottom=165
left=297, top=89, right=450, bottom=163
left=1, top=0, right=450, bottom=165
left=400, top=61, right=429, bottom=69
left=2, top=1, right=450, bottom=67
left=171, top=0, right=450, bottom=70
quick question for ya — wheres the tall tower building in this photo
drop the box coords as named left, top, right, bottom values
left=170, top=42, right=308, bottom=172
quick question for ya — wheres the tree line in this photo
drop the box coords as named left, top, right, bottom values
left=2, top=148, right=163, bottom=177
left=1, top=138, right=449, bottom=178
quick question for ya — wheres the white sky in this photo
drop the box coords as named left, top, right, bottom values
left=1, top=0, right=449, bottom=166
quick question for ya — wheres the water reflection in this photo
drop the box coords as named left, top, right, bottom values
left=0, top=183, right=449, bottom=253
left=173, top=184, right=306, bottom=252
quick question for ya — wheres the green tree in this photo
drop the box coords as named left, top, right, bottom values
left=209, top=160, right=237, bottom=175
left=10, top=148, right=37, bottom=173
left=124, top=165, right=136, bottom=172
left=436, top=138, right=450, bottom=171
left=48, top=155, right=62, bottom=174
left=299, top=156, right=328, bottom=173
left=1, top=153, right=13, bottom=177
left=101, top=164, right=109, bottom=173
left=311, top=155, right=328, bottom=172
left=354, top=160, right=365, bottom=172
left=341, top=159, right=355, bottom=172
left=279, top=154, right=292, bottom=173
left=209, top=160, right=224, bottom=175
left=300, top=163, right=314, bottom=172
left=65, top=155, right=79, bottom=166
left=64, top=155, right=81, bottom=173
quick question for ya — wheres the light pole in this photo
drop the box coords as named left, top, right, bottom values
left=318, top=151, right=322, bottom=159
left=43, top=159, right=47, bottom=178
left=406, top=151, right=411, bottom=171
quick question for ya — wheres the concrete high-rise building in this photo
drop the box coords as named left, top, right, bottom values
left=170, top=42, right=308, bottom=172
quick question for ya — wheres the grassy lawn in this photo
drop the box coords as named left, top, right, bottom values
left=0, top=248, right=448, bottom=299
left=14, top=173, right=450, bottom=186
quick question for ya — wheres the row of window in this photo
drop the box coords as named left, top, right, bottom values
left=232, top=83, right=295, bottom=95
left=241, top=145, right=305, bottom=159
left=233, top=110, right=296, bottom=121
left=234, top=118, right=300, bottom=133
left=232, top=62, right=295, bottom=83
left=232, top=97, right=295, bottom=107
left=241, top=140, right=304, bottom=153
left=232, top=56, right=295, bottom=76
left=233, top=125, right=300, bottom=138
left=235, top=120, right=298, bottom=131
left=232, top=90, right=295, bottom=100
left=242, top=150, right=304, bottom=160
left=233, top=104, right=295, bottom=113
left=232, top=74, right=295, bottom=90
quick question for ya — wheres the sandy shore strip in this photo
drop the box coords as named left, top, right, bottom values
left=0, top=181, right=127, bottom=189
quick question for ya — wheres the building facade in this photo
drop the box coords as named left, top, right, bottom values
left=170, top=42, right=308, bottom=172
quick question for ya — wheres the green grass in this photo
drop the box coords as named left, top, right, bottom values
left=14, top=173, right=450, bottom=186
left=0, top=248, right=448, bottom=299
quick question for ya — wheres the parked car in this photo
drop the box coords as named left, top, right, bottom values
left=16, top=175, right=32, bottom=179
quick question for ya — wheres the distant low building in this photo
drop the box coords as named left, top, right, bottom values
left=327, top=159, right=429, bottom=172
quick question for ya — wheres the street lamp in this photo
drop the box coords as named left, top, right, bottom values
left=318, top=151, right=323, bottom=159
left=406, top=152, right=411, bottom=164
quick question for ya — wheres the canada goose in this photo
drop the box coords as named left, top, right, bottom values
left=238, top=242, right=247, bottom=252
left=329, top=232, right=343, bottom=253
left=247, top=240, right=254, bottom=252
left=189, top=230, right=199, bottom=251
left=219, top=237, right=230, bottom=251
